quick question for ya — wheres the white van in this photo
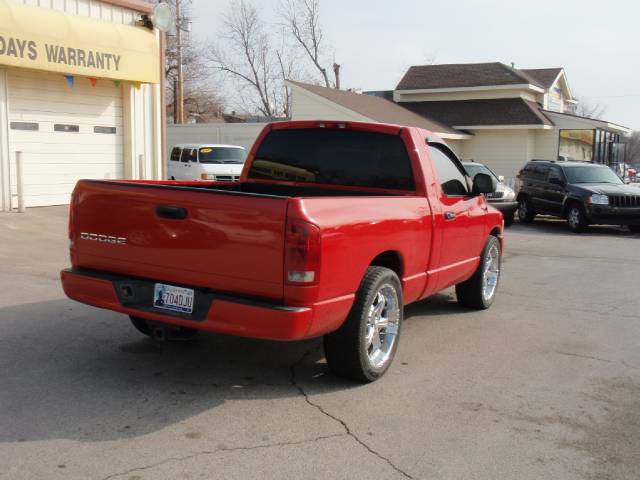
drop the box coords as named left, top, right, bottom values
left=168, top=144, right=247, bottom=181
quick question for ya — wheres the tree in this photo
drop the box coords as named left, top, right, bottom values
left=575, top=97, right=607, bottom=120
left=624, top=131, right=640, bottom=164
left=280, top=0, right=335, bottom=88
left=208, top=0, right=293, bottom=118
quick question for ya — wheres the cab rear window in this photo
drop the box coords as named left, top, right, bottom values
left=249, top=128, right=415, bottom=190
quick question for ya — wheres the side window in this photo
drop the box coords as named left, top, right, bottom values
left=548, top=166, right=564, bottom=183
left=429, top=145, right=469, bottom=196
left=181, top=148, right=197, bottom=163
left=535, top=165, right=550, bottom=181
left=170, top=148, right=182, bottom=162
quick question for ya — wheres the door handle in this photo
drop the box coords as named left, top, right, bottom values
left=156, top=205, right=188, bottom=220
left=444, top=211, right=456, bottom=220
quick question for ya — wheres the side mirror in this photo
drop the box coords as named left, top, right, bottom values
left=498, top=175, right=505, bottom=183
left=473, top=173, right=497, bottom=195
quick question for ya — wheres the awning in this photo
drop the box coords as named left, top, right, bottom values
left=0, top=0, right=159, bottom=83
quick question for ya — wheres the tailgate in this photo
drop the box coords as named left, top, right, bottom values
left=72, top=180, right=287, bottom=300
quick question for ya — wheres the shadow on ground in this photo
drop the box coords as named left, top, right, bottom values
left=0, top=293, right=468, bottom=445
left=509, top=217, right=636, bottom=238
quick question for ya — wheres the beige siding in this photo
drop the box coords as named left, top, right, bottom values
left=458, top=129, right=533, bottom=179
left=290, top=86, right=370, bottom=122
left=16, top=0, right=138, bottom=24
left=446, top=139, right=462, bottom=156
left=534, top=130, right=559, bottom=160
left=395, top=89, right=536, bottom=103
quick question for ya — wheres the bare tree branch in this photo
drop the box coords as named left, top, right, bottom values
left=280, top=0, right=331, bottom=87
left=575, top=97, right=607, bottom=120
left=207, top=0, right=291, bottom=118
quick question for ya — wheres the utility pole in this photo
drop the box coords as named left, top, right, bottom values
left=175, top=0, right=184, bottom=123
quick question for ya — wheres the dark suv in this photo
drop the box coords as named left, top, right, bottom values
left=516, top=160, right=640, bottom=233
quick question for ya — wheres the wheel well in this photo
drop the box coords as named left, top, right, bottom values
left=370, top=251, right=403, bottom=279
left=562, top=198, right=583, bottom=216
left=490, top=227, right=501, bottom=237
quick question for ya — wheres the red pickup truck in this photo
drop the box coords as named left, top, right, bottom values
left=61, top=120, right=503, bottom=382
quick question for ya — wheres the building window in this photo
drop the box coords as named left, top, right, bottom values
left=94, top=126, right=116, bottom=134
left=558, top=129, right=594, bottom=161
left=10, top=122, right=38, bottom=131
left=54, top=124, right=80, bottom=133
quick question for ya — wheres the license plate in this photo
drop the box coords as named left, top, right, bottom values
left=153, top=283, right=194, bottom=314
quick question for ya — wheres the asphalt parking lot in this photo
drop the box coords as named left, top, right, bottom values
left=1, top=207, right=639, bottom=480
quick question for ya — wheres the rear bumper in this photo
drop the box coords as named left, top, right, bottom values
left=60, top=269, right=354, bottom=341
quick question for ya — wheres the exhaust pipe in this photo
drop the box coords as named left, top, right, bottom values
left=152, top=326, right=166, bottom=341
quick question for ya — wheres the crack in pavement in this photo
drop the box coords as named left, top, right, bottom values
left=289, top=350, right=415, bottom=479
left=555, top=351, right=640, bottom=370
left=99, top=433, right=348, bottom=480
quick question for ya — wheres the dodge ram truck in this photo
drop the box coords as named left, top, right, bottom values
left=61, top=120, right=504, bottom=382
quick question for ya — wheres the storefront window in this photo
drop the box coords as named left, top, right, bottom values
left=558, top=129, right=594, bottom=161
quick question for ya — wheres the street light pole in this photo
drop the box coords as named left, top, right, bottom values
left=175, top=0, right=184, bottom=124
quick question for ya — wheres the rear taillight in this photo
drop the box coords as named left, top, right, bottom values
left=285, top=219, right=321, bottom=285
left=68, top=189, right=78, bottom=268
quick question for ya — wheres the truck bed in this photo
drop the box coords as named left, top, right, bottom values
left=70, top=180, right=401, bottom=304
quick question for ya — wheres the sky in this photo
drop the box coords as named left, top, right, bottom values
left=188, top=0, right=640, bottom=130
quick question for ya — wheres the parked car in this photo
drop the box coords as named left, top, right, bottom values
left=462, top=161, right=518, bottom=226
left=516, top=159, right=640, bottom=233
left=61, top=121, right=503, bottom=382
left=168, top=144, right=247, bottom=181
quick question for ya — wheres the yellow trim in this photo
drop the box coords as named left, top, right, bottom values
left=0, top=0, right=159, bottom=83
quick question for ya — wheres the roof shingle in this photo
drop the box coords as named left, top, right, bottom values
left=287, top=80, right=465, bottom=136
left=520, top=68, right=563, bottom=89
left=401, top=98, right=554, bottom=127
left=396, top=62, right=545, bottom=90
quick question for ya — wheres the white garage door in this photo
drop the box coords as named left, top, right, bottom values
left=7, top=69, right=123, bottom=207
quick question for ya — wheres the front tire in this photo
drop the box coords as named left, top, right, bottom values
left=629, top=225, right=640, bottom=233
left=456, top=236, right=501, bottom=309
left=517, top=196, right=536, bottom=223
left=567, top=203, right=588, bottom=233
left=324, top=267, right=403, bottom=382
left=503, top=211, right=515, bottom=227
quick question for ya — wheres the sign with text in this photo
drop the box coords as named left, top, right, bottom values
left=0, top=0, right=159, bottom=83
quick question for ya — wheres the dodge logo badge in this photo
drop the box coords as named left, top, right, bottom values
left=80, top=232, right=127, bottom=245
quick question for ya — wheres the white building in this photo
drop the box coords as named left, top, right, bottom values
left=391, top=63, right=631, bottom=178
left=0, top=0, right=164, bottom=210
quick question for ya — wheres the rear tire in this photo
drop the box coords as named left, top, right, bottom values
left=456, top=236, right=501, bottom=310
left=629, top=225, right=640, bottom=233
left=324, top=267, right=403, bottom=382
left=517, top=196, right=535, bottom=223
left=567, top=203, right=588, bottom=233
left=129, top=316, right=199, bottom=341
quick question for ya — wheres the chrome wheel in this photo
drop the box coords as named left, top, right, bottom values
left=568, top=207, right=580, bottom=229
left=482, top=243, right=500, bottom=302
left=365, top=284, right=400, bottom=369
